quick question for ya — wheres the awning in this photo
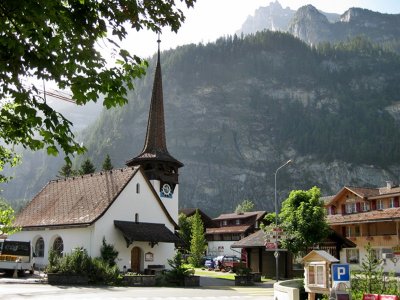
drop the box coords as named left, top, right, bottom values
left=114, top=220, right=181, bottom=247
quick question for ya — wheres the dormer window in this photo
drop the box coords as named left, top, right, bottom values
left=222, top=220, right=227, bottom=226
left=389, top=198, right=395, bottom=208
left=235, top=219, right=241, bottom=225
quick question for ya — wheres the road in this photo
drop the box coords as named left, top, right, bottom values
left=0, top=274, right=274, bottom=300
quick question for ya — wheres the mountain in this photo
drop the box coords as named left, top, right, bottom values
left=237, top=1, right=339, bottom=35
left=4, top=31, right=400, bottom=218
left=288, top=6, right=400, bottom=48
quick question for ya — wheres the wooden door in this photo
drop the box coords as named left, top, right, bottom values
left=131, top=247, right=141, bottom=273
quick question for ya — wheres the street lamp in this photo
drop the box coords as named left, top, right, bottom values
left=274, top=159, right=291, bottom=282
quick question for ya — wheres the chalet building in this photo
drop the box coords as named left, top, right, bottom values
left=11, top=41, right=183, bottom=272
left=178, top=208, right=215, bottom=229
left=325, top=182, right=400, bottom=274
left=205, top=211, right=266, bottom=257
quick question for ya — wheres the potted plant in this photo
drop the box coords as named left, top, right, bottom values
left=234, top=265, right=254, bottom=286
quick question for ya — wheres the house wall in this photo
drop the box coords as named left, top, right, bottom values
left=10, top=226, right=92, bottom=270
left=207, top=241, right=239, bottom=256
left=92, top=172, right=176, bottom=271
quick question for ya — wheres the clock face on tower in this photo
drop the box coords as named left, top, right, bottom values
left=161, top=183, right=173, bottom=198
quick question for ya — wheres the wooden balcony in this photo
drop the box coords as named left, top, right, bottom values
left=352, top=235, right=398, bottom=247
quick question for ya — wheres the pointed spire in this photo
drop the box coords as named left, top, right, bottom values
left=126, top=37, right=183, bottom=171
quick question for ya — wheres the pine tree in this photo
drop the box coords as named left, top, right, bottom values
left=58, top=163, right=78, bottom=178
left=79, top=158, right=96, bottom=175
left=102, top=154, right=113, bottom=171
left=188, top=210, right=206, bottom=267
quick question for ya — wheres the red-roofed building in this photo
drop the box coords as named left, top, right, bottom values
left=325, top=182, right=400, bottom=274
left=205, top=211, right=266, bottom=256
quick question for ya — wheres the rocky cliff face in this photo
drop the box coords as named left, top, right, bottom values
left=3, top=32, right=400, bottom=218
left=238, top=1, right=295, bottom=34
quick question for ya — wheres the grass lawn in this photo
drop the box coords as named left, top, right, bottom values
left=194, top=268, right=235, bottom=280
left=194, top=268, right=273, bottom=282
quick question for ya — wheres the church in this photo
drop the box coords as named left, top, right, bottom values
left=11, top=40, right=183, bottom=272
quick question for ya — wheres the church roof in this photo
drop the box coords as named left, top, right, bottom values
left=126, top=43, right=182, bottom=168
left=13, top=167, right=177, bottom=228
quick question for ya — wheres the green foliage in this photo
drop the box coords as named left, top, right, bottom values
left=178, top=213, right=193, bottom=252
left=0, top=0, right=195, bottom=177
left=0, top=198, right=20, bottom=236
left=188, top=210, right=206, bottom=267
left=279, top=187, right=330, bottom=255
left=79, top=158, right=96, bottom=175
left=100, top=237, right=119, bottom=267
left=235, top=199, right=255, bottom=213
left=46, top=247, right=121, bottom=285
left=261, top=212, right=277, bottom=227
left=165, top=252, right=193, bottom=286
left=58, top=162, right=78, bottom=178
left=351, top=244, right=400, bottom=298
left=102, top=154, right=113, bottom=171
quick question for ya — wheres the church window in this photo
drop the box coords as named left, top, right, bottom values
left=35, top=237, right=45, bottom=257
left=136, top=183, right=140, bottom=194
left=53, top=237, right=64, bottom=256
left=135, top=213, right=139, bottom=223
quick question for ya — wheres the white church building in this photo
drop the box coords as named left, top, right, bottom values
left=11, top=41, right=184, bottom=273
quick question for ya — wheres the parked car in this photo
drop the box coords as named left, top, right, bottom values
left=214, top=255, right=241, bottom=271
left=204, top=256, right=216, bottom=268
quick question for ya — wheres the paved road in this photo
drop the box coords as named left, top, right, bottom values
left=0, top=273, right=275, bottom=300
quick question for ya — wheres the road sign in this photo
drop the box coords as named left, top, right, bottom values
left=332, top=264, right=350, bottom=282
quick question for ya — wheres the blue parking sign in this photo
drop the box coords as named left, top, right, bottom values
left=332, top=264, right=350, bottom=282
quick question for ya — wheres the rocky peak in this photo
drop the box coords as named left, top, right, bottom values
left=292, top=4, right=329, bottom=24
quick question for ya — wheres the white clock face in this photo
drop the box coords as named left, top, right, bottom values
left=161, top=183, right=173, bottom=197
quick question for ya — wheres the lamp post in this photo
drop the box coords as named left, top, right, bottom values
left=274, top=159, right=291, bottom=282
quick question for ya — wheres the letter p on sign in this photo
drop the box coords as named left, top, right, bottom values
left=332, top=264, right=350, bottom=282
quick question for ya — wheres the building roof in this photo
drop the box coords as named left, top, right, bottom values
left=213, top=211, right=266, bottom=221
left=126, top=43, right=182, bottom=168
left=205, top=225, right=251, bottom=235
left=114, top=220, right=181, bottom=247
left=326, top=185, right=400, bottom=206
left=302, top=250, right=339, bottom=263
left=178, top=208, right=215, bottom=228
left=231, top=229, right=265, bottom=248
left=14, top=167, right=177, bottom=229
left=327, top=207, right=400, bottom=225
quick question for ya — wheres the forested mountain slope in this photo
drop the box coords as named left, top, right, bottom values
left=3, top=31, right=400, bottom=216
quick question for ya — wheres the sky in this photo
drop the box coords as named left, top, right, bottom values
left=122, top=0, right=400, bottom=58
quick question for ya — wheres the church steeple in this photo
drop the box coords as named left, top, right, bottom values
left=126, top=38, right=183, bottom=185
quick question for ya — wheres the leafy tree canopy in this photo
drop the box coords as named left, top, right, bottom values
left=235, top=199, right=255, bottom=214
left=279, top=186, right=330, bottom=255
left=0, top=198, right=20, bottom=236
left=0, top=0, right=195, bottom=179
left=178, top=212, right=193, bottom=252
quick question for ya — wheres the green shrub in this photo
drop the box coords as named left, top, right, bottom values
left=164, top=252, right=193, bottom=286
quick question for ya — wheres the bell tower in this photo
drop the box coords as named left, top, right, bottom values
left=126, top=38, right=183, bottom=221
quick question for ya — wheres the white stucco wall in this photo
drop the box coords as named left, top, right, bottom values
left=207, top=241, right=241, bottom=257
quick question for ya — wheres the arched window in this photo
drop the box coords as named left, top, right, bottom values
left=135, top=213, right=139, bottom=223
left=35, top=237, right=45, bottom=257
left=53, top=237, right=64, bottom=256
left=136, top=183, right=140, bottom=194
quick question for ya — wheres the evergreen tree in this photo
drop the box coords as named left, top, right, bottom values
left=102, top=154, right=113, bottom=171
left=100, top=237, right=119, bottom=267
left=188, top=210, right=206, bottom=267
left=80, top=158, right=96, bottom=175
left=178, top=213, right=193, bottom=253
left=58, top=163, right=78, bottom=178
